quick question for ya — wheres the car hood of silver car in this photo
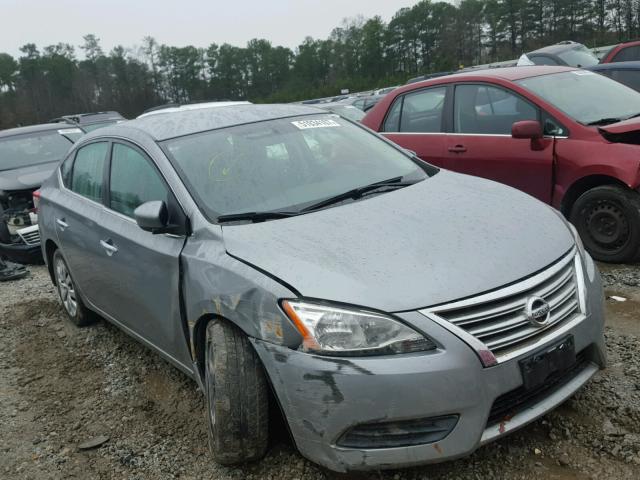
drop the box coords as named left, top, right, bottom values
left=221, top=170, right=575, bottom=312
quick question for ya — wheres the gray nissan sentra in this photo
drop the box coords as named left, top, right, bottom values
left=38, top=104, right=606, bottom=472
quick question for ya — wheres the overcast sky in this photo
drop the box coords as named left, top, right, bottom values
left=0, top=0, right=444, bottom=58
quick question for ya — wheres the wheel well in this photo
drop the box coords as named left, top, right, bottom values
left=561, top=175, right=628, bottom=217
left=44, top=239, right=58, bottom=285
left=192, top=314, right=292, bottom=444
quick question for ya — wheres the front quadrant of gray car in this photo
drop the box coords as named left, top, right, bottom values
left=36, top=104, right=606, bottom=473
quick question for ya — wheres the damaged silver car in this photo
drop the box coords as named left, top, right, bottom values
left=38, top=104, right=606, bottom=472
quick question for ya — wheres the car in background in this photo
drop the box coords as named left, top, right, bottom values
left=373, top=86, right=399, bottom=96
left=315, top=102, right=366, bottom=122
left=588, top=61, right=640, bottom=92
left=599, top=39, right=640, bottom=63
left=137, top=101, right=250, bottom=118
left=51, top=111, right=125, bottom=132
left=522, top=41, right=599, bottom=67
left=363, top=66, right=640, bottom=263
left=38, top=103, right=604, bottom=472
left=0, top=123, right=83, bottom=263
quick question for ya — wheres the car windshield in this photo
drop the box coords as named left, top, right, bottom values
left=556, top=45, right=599, bottom=67
left=516, top=71, right=640, bottom=125
left=163, top=114, right=428, bottom=220
left=0, top=131, right=73, bottom=171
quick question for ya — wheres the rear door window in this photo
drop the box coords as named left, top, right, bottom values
left=454, top=84, right=538, bottom=135
left=109, top=143, right=168, bottom=217
left=612, top=45, right=640, bottom=63
left=399, top=87, right=446, bottom=133
left=70, top=142, right=108, bottom=203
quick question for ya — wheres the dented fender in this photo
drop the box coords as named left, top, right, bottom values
left=180, top=221, right=302, bottom=367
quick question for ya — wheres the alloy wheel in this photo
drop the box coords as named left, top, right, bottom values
left=55, top=257, right=78, bottom=318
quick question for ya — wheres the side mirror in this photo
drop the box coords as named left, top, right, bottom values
left=512, top=120, right=543, bottom=140
left=134, top=200, right=168, bottom=233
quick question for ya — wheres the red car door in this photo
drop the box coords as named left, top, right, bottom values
left=380, top=85, right=451, bottom=169
left=445, top=83, right=555, bottom=203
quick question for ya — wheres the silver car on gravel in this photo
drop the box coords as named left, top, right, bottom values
left=38, top=104, right=606, bottom=472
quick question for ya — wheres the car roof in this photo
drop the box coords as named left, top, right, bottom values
left=84, top=104, right=325, bottom=142
left=0, top=123, right=71, bottom=139
left=136, top=101, right=251, bottom=119
left=404, top=66, right=577, bottom=91
left=588, top=61, right=640, bottom=71
left=529, top=42, right=582, bottom=55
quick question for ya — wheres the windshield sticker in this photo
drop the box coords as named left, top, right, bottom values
left=291, top=119, right=341, bottom=129
left=58, top=128, right=83, bottom=134
left=571, top=70, right=595, bottom=75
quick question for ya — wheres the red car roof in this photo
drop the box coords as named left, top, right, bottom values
left=404, top=66, right=578, bottom=91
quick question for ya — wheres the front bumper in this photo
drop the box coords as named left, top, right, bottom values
left=253, top=255, right=606, bottom=472
left=0, top=240, right=42, bottom=264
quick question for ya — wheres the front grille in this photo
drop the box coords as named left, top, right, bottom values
left=432, top=253, right=581, bottom=358
left=17, top=225, right=40, bottom=245
left=487, top=349, right=589, bottom=426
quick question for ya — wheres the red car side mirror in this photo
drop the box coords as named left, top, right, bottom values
left=512, top=120, right=543, bottom=140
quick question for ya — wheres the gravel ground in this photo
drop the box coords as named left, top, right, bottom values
left=0, top=264, right=639, bottom=480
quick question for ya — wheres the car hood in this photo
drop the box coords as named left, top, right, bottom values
left=599, top=117, right=640, bottom=135
left=0, top=161, right=58, bottom=191
left=222, top=171, right=574, bottom=312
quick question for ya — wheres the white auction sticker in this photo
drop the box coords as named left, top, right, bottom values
left=292, top=119, right=341, bottom=129
left=58, top=128, right=83, bottom=134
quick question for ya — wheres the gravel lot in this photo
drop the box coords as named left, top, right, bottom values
left=1, top=264, right=639, bottom=480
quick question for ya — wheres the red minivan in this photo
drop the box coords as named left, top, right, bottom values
left=362, top=66, right=640, bottom=263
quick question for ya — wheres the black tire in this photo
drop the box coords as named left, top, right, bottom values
left=52, top=249, right=94, bottom=326
left=204, top=320, right=269, bottom=465
left=569, top=185, right=640, bottom=263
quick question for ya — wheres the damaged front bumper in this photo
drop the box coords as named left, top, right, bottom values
left=252, top=257, right=606, bottom=472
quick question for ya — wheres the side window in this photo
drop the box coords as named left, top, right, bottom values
left=399, top=87, right=446, bottom=133
left=383, top=97, right=402, bottom=132
left=109, top=143, right=168, bottom=217
left=612, top=45, right=640, bottom=63
left=70, top=142, right=108, bottom=203
left=610, top=70, right=640, bottom=92
left=454, top=84, right=538, bottom=135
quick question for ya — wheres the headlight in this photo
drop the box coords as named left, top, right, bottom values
left=281, top=300, right=436, bottom=356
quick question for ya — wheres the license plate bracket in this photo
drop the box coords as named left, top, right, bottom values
left=519, top=335, right=576, bottom=391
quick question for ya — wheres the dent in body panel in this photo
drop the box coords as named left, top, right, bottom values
left=180, top=224, right=302, bottom=363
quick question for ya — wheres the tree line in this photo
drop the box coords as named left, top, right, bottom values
left=1, top=0, right=640, bottom=129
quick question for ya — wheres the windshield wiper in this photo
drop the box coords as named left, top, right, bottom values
left=586, top=117, right=623, bottom=126
left=301, top=176, right=417, bottom=213
left=217, top=211, right=300, bottom=223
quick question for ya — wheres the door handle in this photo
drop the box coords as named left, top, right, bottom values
left=448, top=145, right=467, bottom=153
left=56, top=218, right=69, bottom=230
left=100, top=239, right=118, bottom=256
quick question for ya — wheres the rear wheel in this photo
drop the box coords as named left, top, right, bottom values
left=570, top=185, right=640, bottom=263
left=52, top=249, right=94, bottom=326
left=204, top=320, right=269, bottom=465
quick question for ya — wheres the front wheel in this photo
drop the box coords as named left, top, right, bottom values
left=570, top=185, right=640, bottom=263
left=205, top=320, right=269, bottom=465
